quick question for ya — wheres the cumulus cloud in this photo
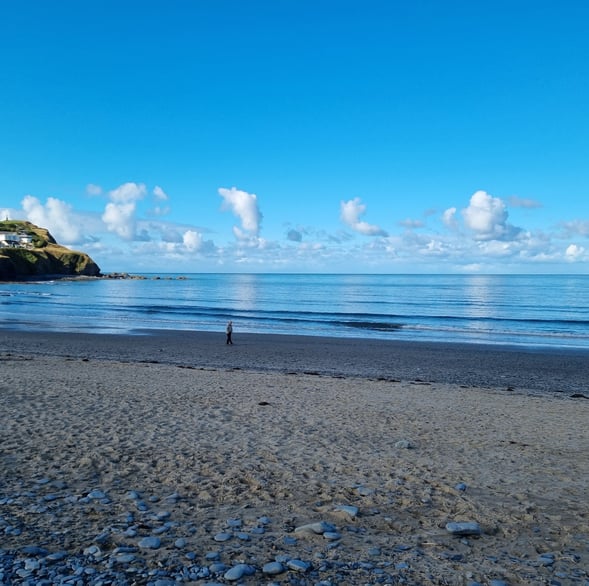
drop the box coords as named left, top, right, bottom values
left=340, top=197, right=388, bottom=236
left=462, top=190, right=520, bottom=241
left=442, top=207, right=458, bottom=229
left=183, top=230, right=202, bottom=251
left=21, top=195, right=83, bottom=244
left=219, top=187, right=262, bottom=236
left=102, top=202, right=137, bottom=240
left=565, top=243, right=585, bottom=260
left=101, top=182, right=147, bottom=240
left=109, top=182, right=147, bottom=203
left=153, top=186, right=169, bottom=201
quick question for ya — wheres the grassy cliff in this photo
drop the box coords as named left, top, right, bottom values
left=0, top=221, right=101, bottom=280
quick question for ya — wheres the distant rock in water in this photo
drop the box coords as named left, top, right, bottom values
left=0, top=220, right=101, bottom=281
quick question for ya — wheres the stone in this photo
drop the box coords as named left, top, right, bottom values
left=262, top=561, right=285, bottom=575
left=87, top=489, right=106, bottom=499
left=286, top=559, right=311, bottom=572
left=224, top=563, right=255, bottom=581
left=323, top=531, right=342, bottom=541
left=138, top=536, right=161, bottom=549
left=395, top=439, right=413, bottom=449
left=446, top=522, right=482, bottom=536
left=20, top=546, right=49, bottom=556
left=226, top=518, right=242, bottom=528
left=294, top=521, right=336, bottom=536
left=334, top=505, right=359, bottom=518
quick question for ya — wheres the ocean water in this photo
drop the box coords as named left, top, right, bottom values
left=1, top=273, right=588, bottom=350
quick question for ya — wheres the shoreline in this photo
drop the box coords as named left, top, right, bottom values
left=2, top=328, right=589, bottom=395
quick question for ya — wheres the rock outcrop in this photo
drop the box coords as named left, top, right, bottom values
left=0, top=221, right=101, bottom=281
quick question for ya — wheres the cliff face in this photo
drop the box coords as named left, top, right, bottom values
left=0, top=221, right=101, bottom=281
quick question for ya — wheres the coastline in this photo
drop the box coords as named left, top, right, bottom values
left=2, top=328, right=589, bottom=395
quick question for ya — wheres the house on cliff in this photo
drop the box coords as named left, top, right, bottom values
left=0, top=231, right=33, bottom=248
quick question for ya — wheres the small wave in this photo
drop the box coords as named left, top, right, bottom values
left=341, top=321, right=403, bottom=332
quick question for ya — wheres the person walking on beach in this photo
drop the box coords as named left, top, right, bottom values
left=226, top=320, right=233, bottom=345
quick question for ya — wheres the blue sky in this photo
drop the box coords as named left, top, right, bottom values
left=1, top=0, right=588, bottom=273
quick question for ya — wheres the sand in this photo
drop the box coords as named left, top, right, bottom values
left=1, top=330, right=588, bottom=585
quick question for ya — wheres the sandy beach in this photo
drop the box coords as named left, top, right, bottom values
left=1, top=331, right=588, bottom=585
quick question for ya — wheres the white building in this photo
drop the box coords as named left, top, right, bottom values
left=0, top=232, right=33, bottom=248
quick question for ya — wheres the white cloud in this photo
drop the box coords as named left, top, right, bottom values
left=565, top=243, right=585, bottom=260
left=101, top=182, right=147, bottom=240
left=183, top=230, right=202, bottom=251
left=219, top=187, right=262, bottom=236
left=340, top=197, right=388, bottom=236
left=7, top=180, right=589, bottom=273
left=102, top=201, right=137, bottom=240
left=109, top=182, right=147, bottom=204
left=21, top=195, right=83, bottom=244
left=442, top=207, right=458, bottom=229
left=153, top=186, right=169, bottom=201
left=462, top=190, right=520, bottom=241
left=86, top=183, right=103, bottom=196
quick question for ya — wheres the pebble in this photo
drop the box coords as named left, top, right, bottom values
left=262, top=561, right=285, bottom=575
left=323, top=531, right=342, bottom=541
left=538, top=552, right=555, bottom=566
left=138, top=536, right=161, bottom=549
left=87, top=489, right=106, bottom=500
left=286, top=558, right=311, bottom=572
left=334, top=504, right=359, bottom=518
left=294, top=521, right=336, bottom=536
left=395, top=439, right=413, bottom=449
left=446, top=521, right=482, bottom=536
left=224, top=563, right=255, bottom=581
left=226, top=517, right=242, bottom=528
left=1, top=480, right=586, bottom=586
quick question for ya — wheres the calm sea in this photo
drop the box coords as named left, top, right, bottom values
left=1, top=274, right=588, bottom=350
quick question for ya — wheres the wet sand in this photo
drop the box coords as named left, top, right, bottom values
left=2, top=329, right=589, bottom=394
